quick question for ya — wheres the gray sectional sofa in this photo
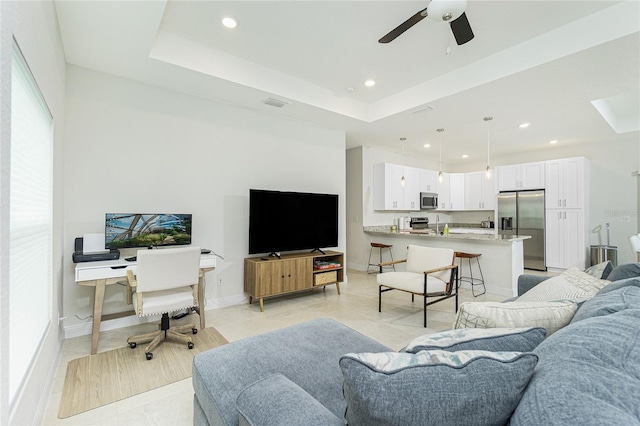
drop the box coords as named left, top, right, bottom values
left=192, top=263, right=640, bottom=425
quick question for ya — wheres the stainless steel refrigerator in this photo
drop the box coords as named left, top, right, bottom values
left=498, top=190, right=546, bottom=271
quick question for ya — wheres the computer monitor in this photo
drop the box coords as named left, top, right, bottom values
left=105, top=213, right=192, bottom=249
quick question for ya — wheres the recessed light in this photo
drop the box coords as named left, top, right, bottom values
left=345, top=87, right=355, bottom=93
left=364, top=80, right=376, bottom=87
left=549, top=140, right=558, bottom=144
left=222, top=17, right=238, bottom=28
left=519, top=122, right=531, bottom=128
left=423, top=144, right=431, bottom=148
left=462, top=154, right=469, bottom=158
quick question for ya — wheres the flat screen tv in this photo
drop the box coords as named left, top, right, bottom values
left=249, top=189, right=338, bottom=256
left=105, top=213, right=192, bottom=249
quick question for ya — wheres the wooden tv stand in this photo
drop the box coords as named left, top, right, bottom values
left=244, top=251, right=344, bottom=311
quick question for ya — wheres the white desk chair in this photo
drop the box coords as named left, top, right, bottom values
left=126, top=246, right=201, bottom=360
left=629, top=234, right=640, bottom=262
left=377, top=244, right=459, bottom=327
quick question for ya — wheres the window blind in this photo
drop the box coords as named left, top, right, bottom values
left=9, top=41, right=53, bottom=403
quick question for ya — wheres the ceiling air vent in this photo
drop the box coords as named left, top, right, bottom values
left=409, top=104, right=435, bottom=114
left=262, top=97, right=290, bottom=108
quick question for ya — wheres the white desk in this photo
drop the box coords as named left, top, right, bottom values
left=75, top=254, right=216, bottom=354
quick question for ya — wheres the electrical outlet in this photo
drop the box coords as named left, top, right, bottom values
left=621, top=216, right=630, bottom=223
left=218, top=278, right=223, bottom=286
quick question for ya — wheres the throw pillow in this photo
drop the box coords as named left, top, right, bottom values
left=340, top=350, right=538, bottom=426
left=584, top=260, right=613, bottom=279
left=605, top=262, right=640, bottom=282
left=516, top=267, right=610, bottom=303
left=571, top=285, right=640, bottom=323
left=401, top=327, right=546, bottom=354
left=453, top=300, right=577, bottom=335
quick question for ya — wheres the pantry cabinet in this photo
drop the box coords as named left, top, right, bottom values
left=545, top=209, right=586, bottom=269
left=545, top=157, right=585, bottom=209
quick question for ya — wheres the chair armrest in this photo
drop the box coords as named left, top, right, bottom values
left=517, top=274, right=550, bottom=297
left=236, top=374, right=343, bottom=426
left=126, top=270, right=136, bottom=305
left=422, top=264, right=457, bottom=275
left=378, top=259, right=407, bottom=267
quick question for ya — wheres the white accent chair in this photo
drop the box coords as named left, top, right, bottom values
left=126, top=246, right=201, bottom=360
left=377, top=245, right=459, bottom=327
left=629, top=234, right=640, bottom=262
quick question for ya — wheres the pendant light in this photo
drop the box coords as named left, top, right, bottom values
left=400, top=137, right=406, bottom=186
left=437, top=128, right=444, bottom=183
left=484, top=116, right=493, bottom=179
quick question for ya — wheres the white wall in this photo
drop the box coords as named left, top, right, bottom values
left=62, top=66, right=346, bottom=336
left=348, top=139, right=638, bottom=270
left=0, top=1, right=66, bottom=424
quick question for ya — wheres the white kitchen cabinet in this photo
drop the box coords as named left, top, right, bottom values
left=545, top=157, right=585, bottom=209
left=403, top=166, right=421, bottom=210
left=436, top=172, right=450, bottom=210
left=497, top=162, right=546, bottom=191
left=437, top=173, right=465, bottom=210
left=464, top=171, right=496, bottom=210
left=420, top=169, right=438, bottom=193
left=373, top=163, right=420, bottom=211
left=545, top=209, right=586, bottom=269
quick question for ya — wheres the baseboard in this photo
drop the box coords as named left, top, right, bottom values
left=63, top=294, right=249, bottom=339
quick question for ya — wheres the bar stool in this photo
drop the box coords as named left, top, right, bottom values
left=368, top=243, right=395, bottom=274
left=454, top=252, right=486, bottom=296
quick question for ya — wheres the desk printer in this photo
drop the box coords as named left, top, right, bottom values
left=72, top=234, right=120, bottom=263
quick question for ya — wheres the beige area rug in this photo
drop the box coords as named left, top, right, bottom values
left=58, top=327, right=228, bottom=418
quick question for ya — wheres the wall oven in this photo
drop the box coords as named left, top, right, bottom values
left=420, top=192, right=438, bottom=210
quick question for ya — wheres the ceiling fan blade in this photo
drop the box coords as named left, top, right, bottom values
left=378, top=7, right=428, bottom=44
left=450, top=12, right=474, bottom=45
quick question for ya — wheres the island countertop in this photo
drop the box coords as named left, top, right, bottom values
left=363, top=226, right=531, bottom=243
left=362, top=226, right=529, bottom=297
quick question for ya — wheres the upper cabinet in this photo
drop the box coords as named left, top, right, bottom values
left=464, top=172, right=496, bottom=210
left=438, top=172, right=464, bottom=210
left=420, top=169, right=438, bottom=193
left=545, top=157, right=586, bottom=209
left=497, top=162, right=546, bottom=191
left=373, top=163, right=420, bottom=211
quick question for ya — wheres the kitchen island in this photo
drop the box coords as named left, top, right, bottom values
left=364, top=226, right=531, bottom=297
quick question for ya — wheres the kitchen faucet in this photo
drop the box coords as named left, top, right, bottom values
left=435, top=214, right=439, bottom=234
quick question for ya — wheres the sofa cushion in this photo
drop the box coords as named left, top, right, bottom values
left=236, top=374, right=343, bottom=426
left=400, top=327, right=546, bottom=354
left=584, top=260, right=613, bottom=279
left=571, top=285, right=640, bottom=323
left=516, top=267, right=610, bottom=303
left=453, top=300, right=577, bottom=335
left=510, top=309, right=640, bottom=425
left=597, top=276, right=640, bottom=295
left=606, top=262, right=640, bottom=281
left=340, top=350, right=538, bottom=426
left=192, top=318, right=391, bottom=426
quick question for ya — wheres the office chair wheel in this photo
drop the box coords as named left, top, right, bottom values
left=192, top=328, right=198, bottom=334
left=188, top=342, right=194, bottom=349
left=129, top=342, right=136, bottom=349
left=146, top=352, right=153, bottom=360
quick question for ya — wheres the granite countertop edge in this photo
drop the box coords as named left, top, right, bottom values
left=363, top=226, right=531, bottom=242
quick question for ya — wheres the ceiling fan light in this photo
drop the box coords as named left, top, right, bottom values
left=427, top=0, right=467, bottom=22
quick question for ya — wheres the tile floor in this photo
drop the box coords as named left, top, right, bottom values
left=42, top=269, right=513, bottom=425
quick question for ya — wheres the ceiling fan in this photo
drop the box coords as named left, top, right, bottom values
left=379, top=0, right=474, bottom=45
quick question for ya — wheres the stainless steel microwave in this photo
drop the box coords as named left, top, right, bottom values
left=420, top=192, right=438, bottom=210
